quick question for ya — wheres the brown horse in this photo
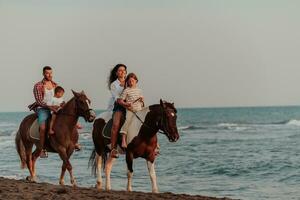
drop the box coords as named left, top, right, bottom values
left=15, top=90, right=96, bottom=186
left=89, top=100, right=179, bottom=193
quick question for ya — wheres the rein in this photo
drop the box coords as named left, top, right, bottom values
left=133, top=109, right=168, bottom=135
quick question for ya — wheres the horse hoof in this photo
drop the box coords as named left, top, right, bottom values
left=59, top=180, right=65, bottom=186
left=96, top=182, right=102, bottom=191
left=71, top=180, right=77, bottom=187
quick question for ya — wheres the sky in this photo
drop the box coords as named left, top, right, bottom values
left=0, top=0, right=300, bottom=112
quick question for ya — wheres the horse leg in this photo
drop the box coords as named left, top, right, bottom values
left=105, top=156, right=116, bottom=190
left=56, top=147, right=68, bottom=186
left=66, top=149, right=76, bottom=187
left=31, top=148, right=41, bottom=178
left=95, top=154, right=103, bottom=191
left=126, top=152, right=134, bottom=192
left=25, top=147, right=36, bottom=182
left=66, top=160, right=76, bottom=187
left=58, top=162, right=67, bottom=185
left=147, top=161, right=159, bottom=193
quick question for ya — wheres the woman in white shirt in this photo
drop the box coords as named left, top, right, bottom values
left=107, top=64, right=127, bottom=158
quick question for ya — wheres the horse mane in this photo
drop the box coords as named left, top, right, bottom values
left=57, top=97, right=76, bottom=115
left=148, top=102, right=177, bottom=113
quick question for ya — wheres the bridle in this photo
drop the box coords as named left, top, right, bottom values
left=133, top=105, right=174, bottom=138
left=59, top=98, right=93, bottom=122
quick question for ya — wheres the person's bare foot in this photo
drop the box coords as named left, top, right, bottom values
left=121, top=140, right=127, bottom=149
left=110, top=148, right=119, bottom=158
left=121, top=135, right=127, bottom=148
left=74, top=143, right=81, bottom=151
left=76, top=124, right=83, bottom=129
left=49, top=129, right=55, bottom=135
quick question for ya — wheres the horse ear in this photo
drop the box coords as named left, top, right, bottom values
left=72, top=90, right=80, bottom=97
left=81, top=90, right=86, bottom=95
left=160, top=99, right=166, bottom=108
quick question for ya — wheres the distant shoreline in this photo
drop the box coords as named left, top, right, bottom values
left=0, top=177, right=232, bottom=200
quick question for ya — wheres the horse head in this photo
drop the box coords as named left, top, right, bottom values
left=72, top=90, right=96, bottom=122
left=159, top=99, right=179, bottom=142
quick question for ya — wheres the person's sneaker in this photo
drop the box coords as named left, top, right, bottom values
left=110, top=148, right=119, bottom=158
left=74, top=143, right=81, bottom=151
left=40, top=149, right=48, bottom=158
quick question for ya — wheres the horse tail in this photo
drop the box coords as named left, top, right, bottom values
left=89, top=148, right=108, bottom=176
left=88, top=149, right=97, bottom=176
left=89, top=118, right=108, bottom=176
left=15, top=130, right=26, bottom=169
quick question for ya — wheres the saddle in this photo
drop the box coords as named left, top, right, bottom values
left=29, top=119, right=41, bottom=140
left=29, top=118, right=56, bottom=153
left=100, top=107, right=150, bottom=146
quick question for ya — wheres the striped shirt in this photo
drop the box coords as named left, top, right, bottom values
left=120, top=87, right=143, bottom=112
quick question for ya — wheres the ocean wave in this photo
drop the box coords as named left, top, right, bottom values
left=285, top=119, right=300, bottom=126
left=217, top=123, right=250, bottom=131
left=0, top=122, right=17, bottom=128
left=178, top=125, right=207, bottom=131
left=217, top=123, right=238, bottom=127
left=1, top=175, right=21, bottom=180
left=179, top=119, right=300, bottom=133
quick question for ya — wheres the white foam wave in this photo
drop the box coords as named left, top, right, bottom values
left=178, top=126, right=190, bottom=130
left=286, top=119, right=300, bottom=126
left=218, top=123, right=238, bottom=127
left=1, top=175, right=21, bottom=180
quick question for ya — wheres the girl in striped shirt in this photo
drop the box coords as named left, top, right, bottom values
left=117, top=73, right=144, bottom=148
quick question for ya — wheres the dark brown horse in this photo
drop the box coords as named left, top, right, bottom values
left=89, top=100, right=179, bottom=193
left=15, top=90, right=96, bottom=186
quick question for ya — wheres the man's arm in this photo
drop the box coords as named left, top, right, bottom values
left=33, top=83, right=47, bottom=108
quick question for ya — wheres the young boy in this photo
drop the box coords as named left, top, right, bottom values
left=48, top=86, right=65, bottom=135
left=117, top=73, right=144, bottom=148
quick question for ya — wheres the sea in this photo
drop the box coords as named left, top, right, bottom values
left=1, top=106, right=300, bottom=200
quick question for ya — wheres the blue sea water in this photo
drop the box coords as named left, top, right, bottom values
left=1, top=107, right=300, bottom=200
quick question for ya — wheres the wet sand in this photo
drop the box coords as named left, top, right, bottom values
left=0, top=177, right=233, bottom=200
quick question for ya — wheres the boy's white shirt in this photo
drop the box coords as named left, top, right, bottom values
left=49, top=97, right=64, bottom=106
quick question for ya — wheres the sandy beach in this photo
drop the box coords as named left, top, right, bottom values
left=0, top=177, right=232, bottom=200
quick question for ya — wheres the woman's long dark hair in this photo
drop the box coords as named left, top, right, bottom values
left=108, top=64, right=127, bottom=89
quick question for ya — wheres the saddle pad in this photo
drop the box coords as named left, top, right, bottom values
left=126, top=108, right=150, bottom=145
left=100, top=107, right=150, bottom=146
left=102, top=119, right=113, bottom=139
left=29, top=119, right=40, bottom=140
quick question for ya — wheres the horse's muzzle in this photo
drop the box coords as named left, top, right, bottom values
left=87, top=110, right=96, bottom=122
left=168, top=132, right=179, bottom=142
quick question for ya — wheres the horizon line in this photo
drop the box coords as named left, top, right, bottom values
left=1, top=104, right=300, bottom=113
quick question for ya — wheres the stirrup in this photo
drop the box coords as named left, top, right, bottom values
left=110, top=148, right=119, bottom=158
